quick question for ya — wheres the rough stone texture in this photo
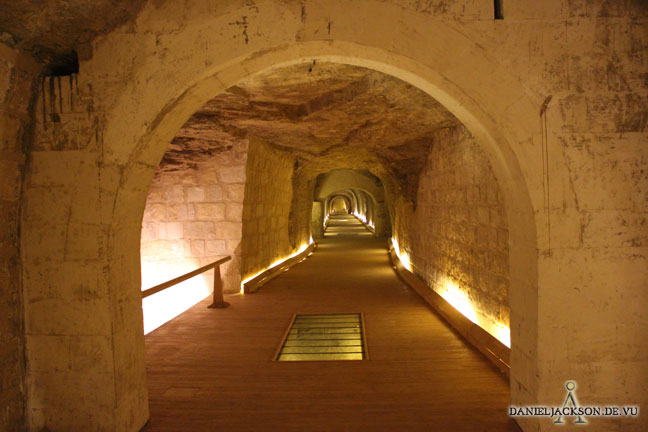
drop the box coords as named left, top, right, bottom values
left=161, top=62, right=459, bottom=203
left=458, top=6, right=648, bottom=430
left=0, top=0, right=494, bottom=70
left=287, top=168, right=318, bottom=251
left=0, top=0, right=147, bottom=70
left=241, top=138, right=304, bottom=280
left=141, top=140, right=247, bottom=294
left=153, top=63, right=430, bottom=253
left=21, top=73, right=149, bottom=430
left=0, top=45, right=37, bottom=432
left=7, top=1, right=648, bottom=431
left=311, top=201, right=324, bottom=237
left=398, top=126, right=510, bottom=342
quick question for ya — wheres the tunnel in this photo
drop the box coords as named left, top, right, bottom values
left=3, top=1, right=647, bottom=431
left=135, top=61, right=516, bottom=429
left=139, top=62, right=511, bottom=342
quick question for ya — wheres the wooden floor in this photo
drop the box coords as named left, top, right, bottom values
left=143, top=229, right=520, bottom=431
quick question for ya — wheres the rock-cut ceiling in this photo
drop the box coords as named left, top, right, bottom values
left=0, top=0, right=147, bottom=71
left=162, top=62, right=464, bottom=200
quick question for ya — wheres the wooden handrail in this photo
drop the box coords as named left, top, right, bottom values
left=141, top=255, right=232, bottom=309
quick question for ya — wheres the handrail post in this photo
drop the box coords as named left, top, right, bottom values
left=208, top=265, right=229, bottom=309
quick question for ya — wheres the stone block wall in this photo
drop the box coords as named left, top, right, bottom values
left=288, top=171, right=316, bottom=250
left=0, top=45, right=37, bottom=431
left=311, top=201, right=325, bottom=238
left=22, top=72, right=149, bottom=430
left=241, top=138, right=303, bottom=280
left=10, top=1, right=648, bottom=431
left=141, top=142, right=247, bottom=295
left=483, top=5, right=648, bottom=420
left=397, top=126, right=510, bottom=344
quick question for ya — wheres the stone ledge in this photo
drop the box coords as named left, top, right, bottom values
left=243, top=243, right=316, bottom=294
left=388, top=242, right=510, bottom=377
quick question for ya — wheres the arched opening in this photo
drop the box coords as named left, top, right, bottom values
left=313, top=169, right=391, bottom=238
left=13, top=2, right=646, bottom=431
left=138, top=58, right=521, bottom=362
left=21, top=5, right=544, bottom=428
left=115, top=45, right=533, bottom=430
left=329, top=195, right=350, bottom=213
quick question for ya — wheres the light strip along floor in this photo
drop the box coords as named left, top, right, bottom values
left=276, top=313, right=367, bottom=361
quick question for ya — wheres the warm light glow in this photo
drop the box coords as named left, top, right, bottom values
left=496, top=322, right=511, bottom=348
left=141, top=261, right=212, bottom=334
left=353, top=211, right=368, bottom=224
left=391, top=237, right=412, bottom=271
left=438, top=276, right=511, bottom=348
left=240, top=242, right=311, bottom=293
left=439, top=278, right=478, bottom=324
left=390, top=236, right=512, bottom=348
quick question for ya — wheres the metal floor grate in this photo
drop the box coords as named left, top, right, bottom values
left=275, top=313, right=367, bottom=361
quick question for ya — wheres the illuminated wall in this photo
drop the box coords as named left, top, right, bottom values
left=140, top=141, right=246, bottom=333
left=393, top=126, right=510, bottom=346
left=240, top=137, right=311, bottom=284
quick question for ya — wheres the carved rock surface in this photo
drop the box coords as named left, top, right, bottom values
left=164, top=62, right=462, bottom=199
left=0, top=0, right=146, bottom=69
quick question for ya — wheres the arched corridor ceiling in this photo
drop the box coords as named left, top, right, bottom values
left=162, top=62, right=463, bottom=200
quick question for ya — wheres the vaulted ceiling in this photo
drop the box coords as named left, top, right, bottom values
left=0, top=3, right=465, bottom=202
left=163, top=62, right=463, bottom=200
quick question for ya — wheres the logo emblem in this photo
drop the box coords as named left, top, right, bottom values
left=554, top=381, right=587, bottom=424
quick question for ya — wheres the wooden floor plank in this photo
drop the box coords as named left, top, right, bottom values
left=143, top=233, right=520, bottom=431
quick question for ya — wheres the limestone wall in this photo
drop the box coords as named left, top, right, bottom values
left=311, top=201, right=324, bottom=237
left=0, top=44, right=36, bottom=432
left=141, top=142, right=246, bottom=296
left=241, top=138, right=306, bottom=280
left=21, top=72, right=150, bottom=430
left=13, top=1, right=648, bottom=431
left=288, top=170, right=316, bottom=251
left=398, top=126, right=510, bottom=345
left=486, top=5, right=648, bottom=424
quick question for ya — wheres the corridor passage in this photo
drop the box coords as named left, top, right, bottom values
left=143, top=220, right=518, bottom=431
left=324, top=213, right=373, bottom=237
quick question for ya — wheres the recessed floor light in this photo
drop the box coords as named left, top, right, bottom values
left=275, top=313, right=367, bottom=361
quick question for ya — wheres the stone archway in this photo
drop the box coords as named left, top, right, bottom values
left=314, top=169, right=389, bottom=237
left=111, top=46, right=540, bottom=431
left=22, top=2, right=547, bottom=430
left=329, top=194, right=351, bottom=213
